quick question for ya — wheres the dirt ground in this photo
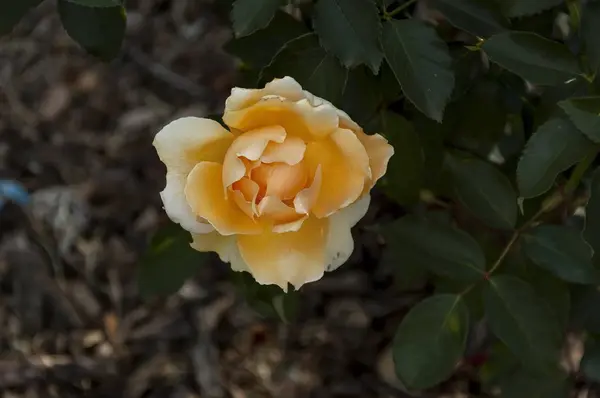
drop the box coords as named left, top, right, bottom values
left=0, top=1, right=497, bottom=397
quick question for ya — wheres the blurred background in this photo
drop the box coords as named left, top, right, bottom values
left=0, top=1, right=435, bottom=397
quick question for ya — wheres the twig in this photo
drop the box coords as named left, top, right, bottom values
left=386, top=0, right=418, bottom=18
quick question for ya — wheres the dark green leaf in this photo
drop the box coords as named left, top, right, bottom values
left=500, top=0, right=563, bottom=18
left=64, top=0, right=121, bottom=6
left=482, top=31, right=580, bottom=86
left=58, top=0, right=126, bottom=60
left=484, top=275, right=562, bottom=372
left=528, top=271, right=571, bottom=331
left=479, top=343, right=520, bottom=391
left=431, top=0, right=507, bottom=37
left=393, top=294, right=468, bottom=390
left=0, top=0, right=42, bottom=36
left=381, top=19, right=455, bottom=122
left=500, top=369, right=571, bottom=398
left=384, top=214, right=486, bottom=281
left=571, top=286, right=600, bottom=333
left=446, top=154, right=517, bottom=230
left=581, top=340, right=600, bottom=383
left=224, top=11, right=308, bottom=70
left=517, top=118, right=590, bottom=198
left=341, top=67, right=382, bottom=125
left=138, top=223, right=206, bottom=299
left=263, top=33, right=348, bottom=105
left=585, top=169, right=600, bottom=261
left=559, top=97, right=600, bottom=143
left=231, top=0, right=283, bottom=37
left=369, top=112, right=423, bottom=205
left=582, top=1, right=600, bottom=73
left=522, top=225, right=598, bottom=284
left=381, top=246, right=429, bottom=292
left=313, top=0, right=382, bottom=72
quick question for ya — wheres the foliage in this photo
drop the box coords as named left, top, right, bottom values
left=6, top=0, right=600, bottom=395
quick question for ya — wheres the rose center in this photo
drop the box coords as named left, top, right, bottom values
left=250, top=161, right=308, bottom=201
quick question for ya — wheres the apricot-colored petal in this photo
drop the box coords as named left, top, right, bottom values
left=237, top=216, right=328, bottom=290
left=223, top=97, right=338, bottom=141
left=222, top=125, right=286, bottom=189
left=225, top=76, right=305, bottom=111
left=356, top=130, right=395, bottom=190
left=324, top=194, right=370, bottom=272
left=304, top=138, right=365, bottom=218
left=252, top=162, right=308, bottom=201
left=231, top=178, right=259, bottom=219
left=191, top=233, right=248, bottom=272
left=256, top=196, right=305, bottom=233
left=160, top=172, right=214, bottom=234
left=261, top=136, right=306, bottom=165
left=331, top=128, right=372, bottom=179
left=153, top=117, right=234, bottom=174
left=293, top=165, right=322, bottom=214
left=185, top=162, right=261, bottom=235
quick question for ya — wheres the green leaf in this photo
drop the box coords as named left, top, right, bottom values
left=64, top=0, right=121, bottom=6
left=393, top=294, right=468, bottom=390
left=522, top=225, right=598, bottom=284
left=224, top=11, right=308, bottom=70
left=369, top=112, right=423, bottom=205
left=585, top=169, right=600, bottom=261
left=138, top=223, right=207, bottom=299
left=484, top=275, right=562, bottom=372
left=431, top=0, right=507, bottom=37
left=517, top=118, right=590, bottom=198
left=231, top=0, right=283, bottom=37
left=559, top=97, right=600, bottom=143
left=581, top=340, right=600, bottom=383
left=582, top=1, right=600, bottom=74
left=482, top=32, right=580, bottom=86
left=500, top=369, right=571, bottom=398
left=381, top=245, right=429, bottom=292
left=312, top=0, right=382, bottom=73
left=571, top=286, right=600, bottom=333
left=341, top=67, right=382, bottom=125
left=263, top=33, right=348, bottom=105
left=500, top=0, right=563, bottom=18
left=381, top=19, right=455, bottom=122
left=446, top=154, right=517, bottom=230
left=0, top=0, right=42, bottom=36
left=383, top=214, right=486, bottom=281
left=58, top=0, right=126, bottom=60
left=529, top=272, right=571, bottom=331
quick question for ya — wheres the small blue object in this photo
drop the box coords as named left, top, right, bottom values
left=0, top=180, right=30, bottom=211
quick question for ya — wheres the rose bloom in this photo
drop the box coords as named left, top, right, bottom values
left=153, top=77, right=393, bottom=290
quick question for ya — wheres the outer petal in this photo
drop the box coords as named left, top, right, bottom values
left=191, top=233, right=247, bottom=272
left=304, top=137, right=366, bottom=218
left=185, top=162, right=262, bottom=235
left=153, top=117, right=234, bottom=174
left=160, top=172, right=214, bottom=234
left=324, top=194, right=370, bottom=272
left=237, top=216, right=328, bottom=290
left=222, top=125, right=286, bottom=189
left=356, top=130, right=394, bottom=190
left=225, top=76, right=305, bottom=111
left=331, top=128, right=372, bottom=179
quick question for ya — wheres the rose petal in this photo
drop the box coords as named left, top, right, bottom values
left=257, top=196, right=306, bottom=232
left=261, top=136, right=306, bottom=165
left=304, top=138, right=365, bottom=218
left=331, top=128, right=372, bottom=179
left=324, top=194, right=370, bottom=272
left=237, top=216, right=328, bottom=290
left=225, top=76, right=305, bottom=111
left=356, top=130, right=394, bottom=191
left=160, top=172, right=215, bottom=234
left=153, top=117, right=234, bottom=174
left=222, top=125, right=286, bottom=189
left=185, top=162, right=262, bottom=235
left=191, top=232, right=247, bottom=272
left=293, top=165, right=322, bottom=214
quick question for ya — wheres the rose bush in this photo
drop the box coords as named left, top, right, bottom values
left=153, top=76, right=393, bottom=290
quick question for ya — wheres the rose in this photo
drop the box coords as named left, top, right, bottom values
left=153, top=76, right=393, bottom=290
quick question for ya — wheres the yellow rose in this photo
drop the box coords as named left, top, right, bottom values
left=153, top=76, right=394, bottom=290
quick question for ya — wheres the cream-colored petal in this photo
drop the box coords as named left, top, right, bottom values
left=191, top=232, right=248, bottom=272
left=185, top=162, right=262, bottom=235
left=356, top=130, right=395, bottom=191
left=304, top=138, right=365, bottom=218
left=324, top=194, right=370, bottom=272
left=237, top=216, right=328, bottom=290
left=293, top=165, right=322, bottom=214
left=223, top=97, right=338, bottom=141
left=160, top=172, right=214, bottom=234
left=331, top=128, right=372, bottom=179
left=261, top=136, right=306, bottom=165
left=153, top=117, right=234, bottom=174
left=222, top=125, right=286, bottom=189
